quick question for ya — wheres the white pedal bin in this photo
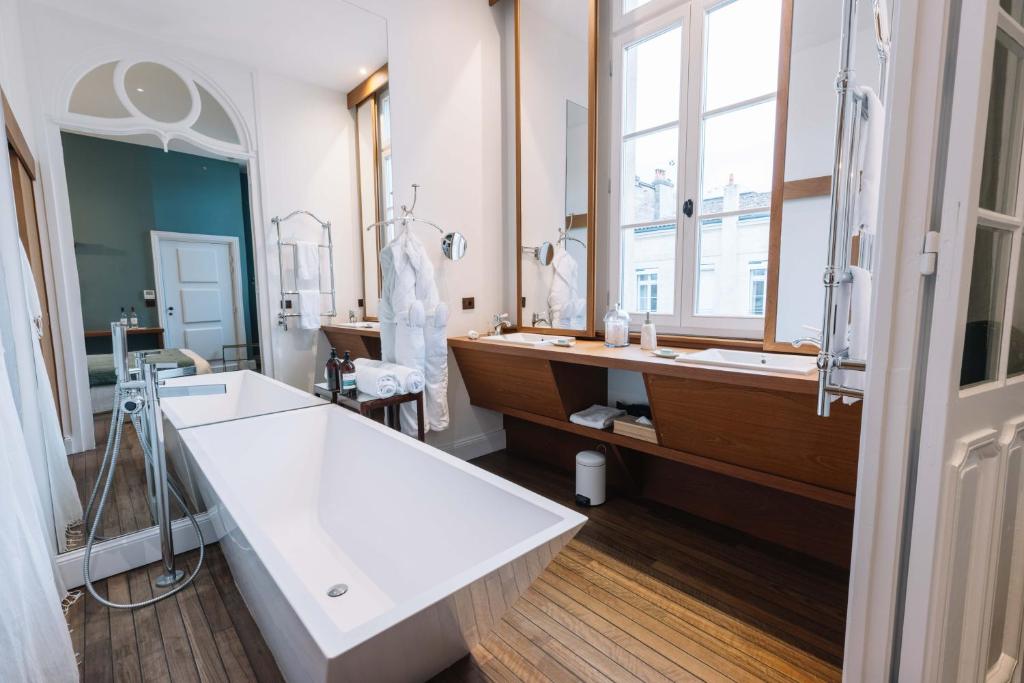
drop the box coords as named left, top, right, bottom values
left=575, top=450, right=606, bottom=507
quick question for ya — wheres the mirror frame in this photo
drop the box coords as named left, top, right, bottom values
left=513, top=0, right=598, bottom=337
left=762, top=0, right=833, bottom=355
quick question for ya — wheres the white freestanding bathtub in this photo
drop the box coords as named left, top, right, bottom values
left=160, top=370, right=326, bottom=511
left=179, top=403, right=586, bottom=682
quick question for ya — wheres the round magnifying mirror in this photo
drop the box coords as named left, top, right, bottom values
left=442, top=232, right=467, bottom=261
left=535, top=241, right=555, bottom=266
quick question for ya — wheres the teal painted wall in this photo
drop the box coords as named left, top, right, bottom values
left=64, top=133, right=256, bottom=346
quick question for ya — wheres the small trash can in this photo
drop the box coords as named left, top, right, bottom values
left=575, top=450, right=606, bottom=507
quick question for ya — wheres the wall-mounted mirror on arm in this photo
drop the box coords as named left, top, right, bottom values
left=763, top=0, right=884, bottom=352
left=515, top=0, right=597, bottom=335
left=351, top=65, right=393, bottom=321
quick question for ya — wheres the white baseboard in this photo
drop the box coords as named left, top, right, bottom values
left=57, top=513, right=216, bottom=589
left=442, top=429, right=506, bottom=461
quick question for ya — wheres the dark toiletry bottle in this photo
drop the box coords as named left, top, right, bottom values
left=325, top=348, right=342, bottom=392
left=340, top=351, right=357, bottom=398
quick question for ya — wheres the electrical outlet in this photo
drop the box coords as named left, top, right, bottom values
left=462, top=297, right=475, bottom=310
left=521, top=297, right=526, bottom=308
left=284, top=300, right=293, bottom=309
left=357, top=298, right=365, bottom=308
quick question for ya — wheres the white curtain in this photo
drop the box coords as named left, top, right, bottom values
left=0, top=108, right=79, bottom=681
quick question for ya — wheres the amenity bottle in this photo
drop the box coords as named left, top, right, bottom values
left=119, top=307, right=128, bottom=325
left=603, top=302, right=630, bottom=348
left=325, top=348, right=342, bottom=392
left=640, top=311, right=657, bottom=351
left=340, top=351, right=357, bottom=398
left=129, top=306, right=139, bottom=328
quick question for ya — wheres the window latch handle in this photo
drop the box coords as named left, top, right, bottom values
left=683, top=199, right=694, bottom=218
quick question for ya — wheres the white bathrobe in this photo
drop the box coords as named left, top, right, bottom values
left=548, top=246, right=582, bottom=327
left=379, top=229, right=449, bottom=434
left=20, top=246, right=82, bottom=552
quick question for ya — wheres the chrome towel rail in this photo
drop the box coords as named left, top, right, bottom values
left=273, top=210, right=336, bottom=331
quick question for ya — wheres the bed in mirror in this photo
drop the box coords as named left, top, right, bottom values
left=515, top=0, right=597, bottom=335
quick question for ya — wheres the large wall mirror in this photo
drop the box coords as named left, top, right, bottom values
left=764, top=0, right=883, bottom=352
left=515, top=0, right=597, bottom=335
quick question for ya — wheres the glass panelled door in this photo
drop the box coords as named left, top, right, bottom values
left=898, top=2, right=1024, bottom=681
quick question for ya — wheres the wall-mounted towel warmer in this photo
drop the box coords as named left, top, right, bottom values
left=273, top=210, right=336, bottom=331
left=801, top=0, right=890, bottom=417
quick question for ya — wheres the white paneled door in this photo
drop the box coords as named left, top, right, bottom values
left=898, top=1, right=1024, bottom=681
left=153, top=232, right=242, bottom=362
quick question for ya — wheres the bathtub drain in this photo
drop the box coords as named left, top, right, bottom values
left=327, top=584, right=349, bottom=598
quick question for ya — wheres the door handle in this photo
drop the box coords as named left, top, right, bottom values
left=683, top=199, right=694, bottom=218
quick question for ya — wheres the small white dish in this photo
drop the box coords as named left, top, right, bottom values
left=552, top=338, right=575, bottom=347
left=653, top=348, right=678, bottom=359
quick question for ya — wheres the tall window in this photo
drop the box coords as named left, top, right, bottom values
left=748, top=261, right=767, bottom=316
left=377, top=89, right=394, bottom=225
left=613, top=0, right=781, bottom=337
left=637, top=269, right=659, bottom=312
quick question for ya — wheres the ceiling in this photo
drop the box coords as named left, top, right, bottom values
left=30, top=0, right=388, bottom=93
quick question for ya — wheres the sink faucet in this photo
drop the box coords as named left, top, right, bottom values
left=348, top=309, right=357, bottom=323
left=531, top=312, right=551, bottom=328
left=491, top=312, right=512, bottom=336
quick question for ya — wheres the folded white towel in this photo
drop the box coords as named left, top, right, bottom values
left=295, top=241, right=320, bottom=287
left=354, top=358, right=425, bottom=394
left=570, top=405, right=626, bottom=430
left=297, top=290, right=321, bottom=330
left=354, top=364, right=399, bottom=398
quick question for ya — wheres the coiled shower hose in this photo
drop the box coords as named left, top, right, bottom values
left=82, top=387, right=205, bottom=609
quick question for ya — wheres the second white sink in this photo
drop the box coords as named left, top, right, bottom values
left=481, top=332, right=575, bottom=347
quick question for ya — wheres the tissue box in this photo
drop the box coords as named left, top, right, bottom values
left=612, top=415, right=658, bottom=444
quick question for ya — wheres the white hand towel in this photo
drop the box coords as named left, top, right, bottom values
left=569, top=405, right=626, bottom=430
left=297, top=290, right=321, bottom=330
left=842, top=265, right=872, bottom=405
left=354, top=364, right=398, bottom=398
left=294, top=241, right=320, bottom=287
left=395, top=300, right=426, bottom=435
left=354, top=358, right=425, bottom=394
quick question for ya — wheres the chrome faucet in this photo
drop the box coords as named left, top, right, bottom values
left=531, top=312, right=551, bottom=328
left=491, top=312, right=512, bottom=336
left=348, top=309, right=357, bottom=323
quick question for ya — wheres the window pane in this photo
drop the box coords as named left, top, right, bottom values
left=621, top=224, right=675, bottom=314
left=980, top=30, right=1024, bottom=215
left=961, top=226, right=1012, bottom=387
left=623, top=26, right=682, bottom=133
left=1009, top=240, right=1024, bottom=376
left=704, top=0, right=782, bottom=111
left=1002, top=0, right=1024, bottom=26
left=700, top=101, right=776, bottom=211
left=623, top=0, right=655, bottom=15
left=696, top=214, right=770, bottom=317
left=621, top=127, right=678, bottom=224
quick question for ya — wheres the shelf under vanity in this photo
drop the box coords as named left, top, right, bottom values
left=449, top=336, right=862, bottom=567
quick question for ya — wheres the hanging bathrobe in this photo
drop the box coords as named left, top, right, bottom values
left=548, top=246, right=582, bottom=327
left=0, top=328, right=79, bottom=682
left=379, top=228, right=449, bottom=435
left=20, top=245, right=82, bottom=551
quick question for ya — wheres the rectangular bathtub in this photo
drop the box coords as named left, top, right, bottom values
left=160, top=370, right=326, bottom=512
left=179, top=403, right=586, bottom=682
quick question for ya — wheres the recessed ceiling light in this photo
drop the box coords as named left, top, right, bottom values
left=359, top=68, right=368, bottom=76
left=136, top=87, right=145, bottom=92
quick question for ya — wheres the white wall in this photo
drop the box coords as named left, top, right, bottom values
left=256, top=71, right=361, bottom=389
left=348, top=0, right=509, bottom=458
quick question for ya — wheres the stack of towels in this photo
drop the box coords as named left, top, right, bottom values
left=353, top=358, right=425, bottom=399
left=295, top=241, right=321, bottom=330
left=569, top=405, right=626, bottom=430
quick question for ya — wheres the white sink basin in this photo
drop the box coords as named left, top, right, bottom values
left=676, top=348, right=817, bottom=376
left=481, top=332, right=575, bottom=347
left=336, top=321, right=379, bottom=330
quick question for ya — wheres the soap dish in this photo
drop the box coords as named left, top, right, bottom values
left=652, top=348, right=678, bottom=359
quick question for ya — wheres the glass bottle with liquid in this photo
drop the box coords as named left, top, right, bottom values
left=129, top=306, right=139, bottom=328
left=119, top=307, right=128, bottom=325
left=603, top=302, right=630, bottom=348
left=340, top=351, right=357, bottom=398
left=325, top=348, right=342, bottom=392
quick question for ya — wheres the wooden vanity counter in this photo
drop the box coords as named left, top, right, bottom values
left=321, top=323, right=381, bottom=360
left=450, top=336, right=862, bottom=566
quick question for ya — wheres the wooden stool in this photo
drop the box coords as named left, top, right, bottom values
left=333, top=389, right=425, bottom=441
